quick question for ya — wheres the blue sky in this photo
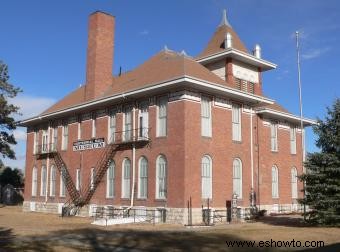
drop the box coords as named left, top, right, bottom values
left=1, top=0, right=339, bottom=171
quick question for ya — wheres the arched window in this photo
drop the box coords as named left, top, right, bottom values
left=272, top=165, right=279, bottom=198
left=106, top=161, right=115, bottom=198
left=32, top=167, right=37, bottom=196
left=233, top=159, right=242, bottom=199
left=291, top=167, right=298, bottom=199
left=60, top=166, right=66, bottom=197
left=122, top=158, right=131, bottom=198
left=49, top=165, right=56, bottom=197
left=138, top=157, right=148, bottom=198
left=201, top=155, right=212, bottom=199
left=156, top=155, right=167, bottom=199
left=40, top=166, right=47, bottom=196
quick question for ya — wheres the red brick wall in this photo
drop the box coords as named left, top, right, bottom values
left=23, top=96, right=304, bottom=210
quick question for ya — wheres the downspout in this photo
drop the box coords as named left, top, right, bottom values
left=45, top=124, right=50, bottom=203
left=130, top=106, right=136, bottom=208
left=250, top=108, right=254, bottom=190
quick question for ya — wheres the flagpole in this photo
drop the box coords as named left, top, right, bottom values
left=295, top=31, right=306, bottom=221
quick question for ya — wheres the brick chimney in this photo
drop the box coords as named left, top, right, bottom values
left=85, top=11, right=115, bottom=100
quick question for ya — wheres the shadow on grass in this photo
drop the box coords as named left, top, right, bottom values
left=4, top=227, right=279, bottom=252
left=257, top=215, right=314, bottom=228
left=0, top=227, right=15, bottom=252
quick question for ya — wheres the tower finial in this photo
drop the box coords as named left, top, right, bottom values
left=219, top=9, right=232, bottom=27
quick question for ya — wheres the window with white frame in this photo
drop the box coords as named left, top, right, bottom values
left=76, top=168, right=81, bottom=191
left=272, top=165, right=279, bottom=198
left=90, top=167, right=95, bottom=190
left=232, top=104, right=242, bottom=141
left=42, top=129, right=49, bottom=153
left=106, top=161, right=115, bottom=198
left=233, top=158, right=243, bottom=199
left=78, top=120, right=82, bottom=140
left=122, top=158, right=131, bottom=198
left=52, top=126, right=58, bottom=151
left=138, top=157, right=148, bottom=198
left=91, top=114, right=96, bottom=138
left=123, top=108, right=132, bottom=141
left=108, top=110, right=116, bottom=143
left=156, top=155, right=167, bottom=199
left=60, top=167, right=66, bottom=197
left=61, top=124, right=68, bottom=150
left=201, top=96, right=212, bottom=137
left=201, top=155, right=212, bottom=199
left=291, top=167, right=298, bottom=199
left=32, top=167, right=38, bottom=196
left=270, top=122, right=278, bottom=151
left=290, top=127, right=297, bottom=154
left=49, top=165, right=56, bottom=197
left=40, top=166, right=47, bottom=196
left=33, top=130, right=39, bottom=154
left=157, top=97, right=167, bottom=137
left=139, top=103, right=149, bottom=138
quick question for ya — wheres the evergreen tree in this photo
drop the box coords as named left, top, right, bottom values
left=300, top=98, right=340, bottom=225
left=0, top=166, right=24, bottom=188
left=0, top=61, right=21, bottom=165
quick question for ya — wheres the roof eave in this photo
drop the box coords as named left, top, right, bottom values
left=256, top=108, right=317, bottom=126
left=19, top=76, right=274, bottom=127
left=196, top=48, right=277, bottom=71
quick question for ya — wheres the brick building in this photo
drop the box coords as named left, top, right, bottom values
left=21, top=10, right=315, bottom=224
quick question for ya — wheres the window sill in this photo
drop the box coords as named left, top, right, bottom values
left=156, top=136, right=167, bottom=139
left=121, top=198, right=130, bottom=200
left=271, top=150, right=278, bottom=153
left=136, top=198, right=148, bottom=201
left=155, top=198, right=167, bottom=202
left=106, top=196, right=114, bottom=199
left=232, top=140, right=242, bottom=144
left=201, top=136, right=212, bottom=139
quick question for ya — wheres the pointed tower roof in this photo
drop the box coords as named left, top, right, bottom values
left=198, top=9, right=248, bottom=58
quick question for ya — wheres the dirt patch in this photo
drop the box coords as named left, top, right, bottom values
left=0, top=206, right=339, bottom=251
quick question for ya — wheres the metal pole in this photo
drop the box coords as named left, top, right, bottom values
left=295, top=31, right=306, bottom=221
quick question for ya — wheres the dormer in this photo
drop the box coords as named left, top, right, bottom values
left=196, top=9, right=277, bottom=96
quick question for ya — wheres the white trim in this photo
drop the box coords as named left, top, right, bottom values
left=20, top=77, right=274, bottom=125
left=196, top=48, right=277, bottom=71
left=256, top=108, right=316, bottom=125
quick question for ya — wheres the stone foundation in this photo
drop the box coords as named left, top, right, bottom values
left=22, top=201, right=307, bottom=224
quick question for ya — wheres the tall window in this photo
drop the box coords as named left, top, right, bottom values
left=291, top=167, right=298, bottom=199
left=201, top=96, right=212, bottom=137
left=78, top=120, right=82, bottom=140
left=106, top=161, right=115, bottom=198
left=139, top=103, right=149, bottom=138
left=33, top=130, right=39, bottom=154
left=52, top=126, right=58, bottom=151
left=108, top=111, right=116, bottom=143
left=40, top=166, right=47, bottom=196
left=201, top=155, right=212, bottom=199
left=233, top=158, right=242, bottom=199
left=60, top=167, right=66, bottom=197
left=272, top=165, right=279, bottom=198
left=157, top=97, right=167, bottom=137
left=124, top=108, right=132, bottom=141
left=156, top=155, right=167, bottom=199
left=232, top=104, right=242, bottom=141
left=42, top=129, right=48, bottom=153
left=90, top=168, right=95, bottom=190
left=138, top=157, right=148, bottom=198
left=62, top=124, right=68, bottom=150
left=290, top=127, right=297, bottom=154
left=92, top=113, right=96, bottom=138
left=122, top=158, right=131, bottom=198
left=49, top=165, right=56, bottom=197
left=270, top=122, right=278, bottom=151
left=76, top=168, right=81, bottom=191
left=32, top=167, right=37, bottom=196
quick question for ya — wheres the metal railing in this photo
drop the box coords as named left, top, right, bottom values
left=34, top=143, right=57, bottom=155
